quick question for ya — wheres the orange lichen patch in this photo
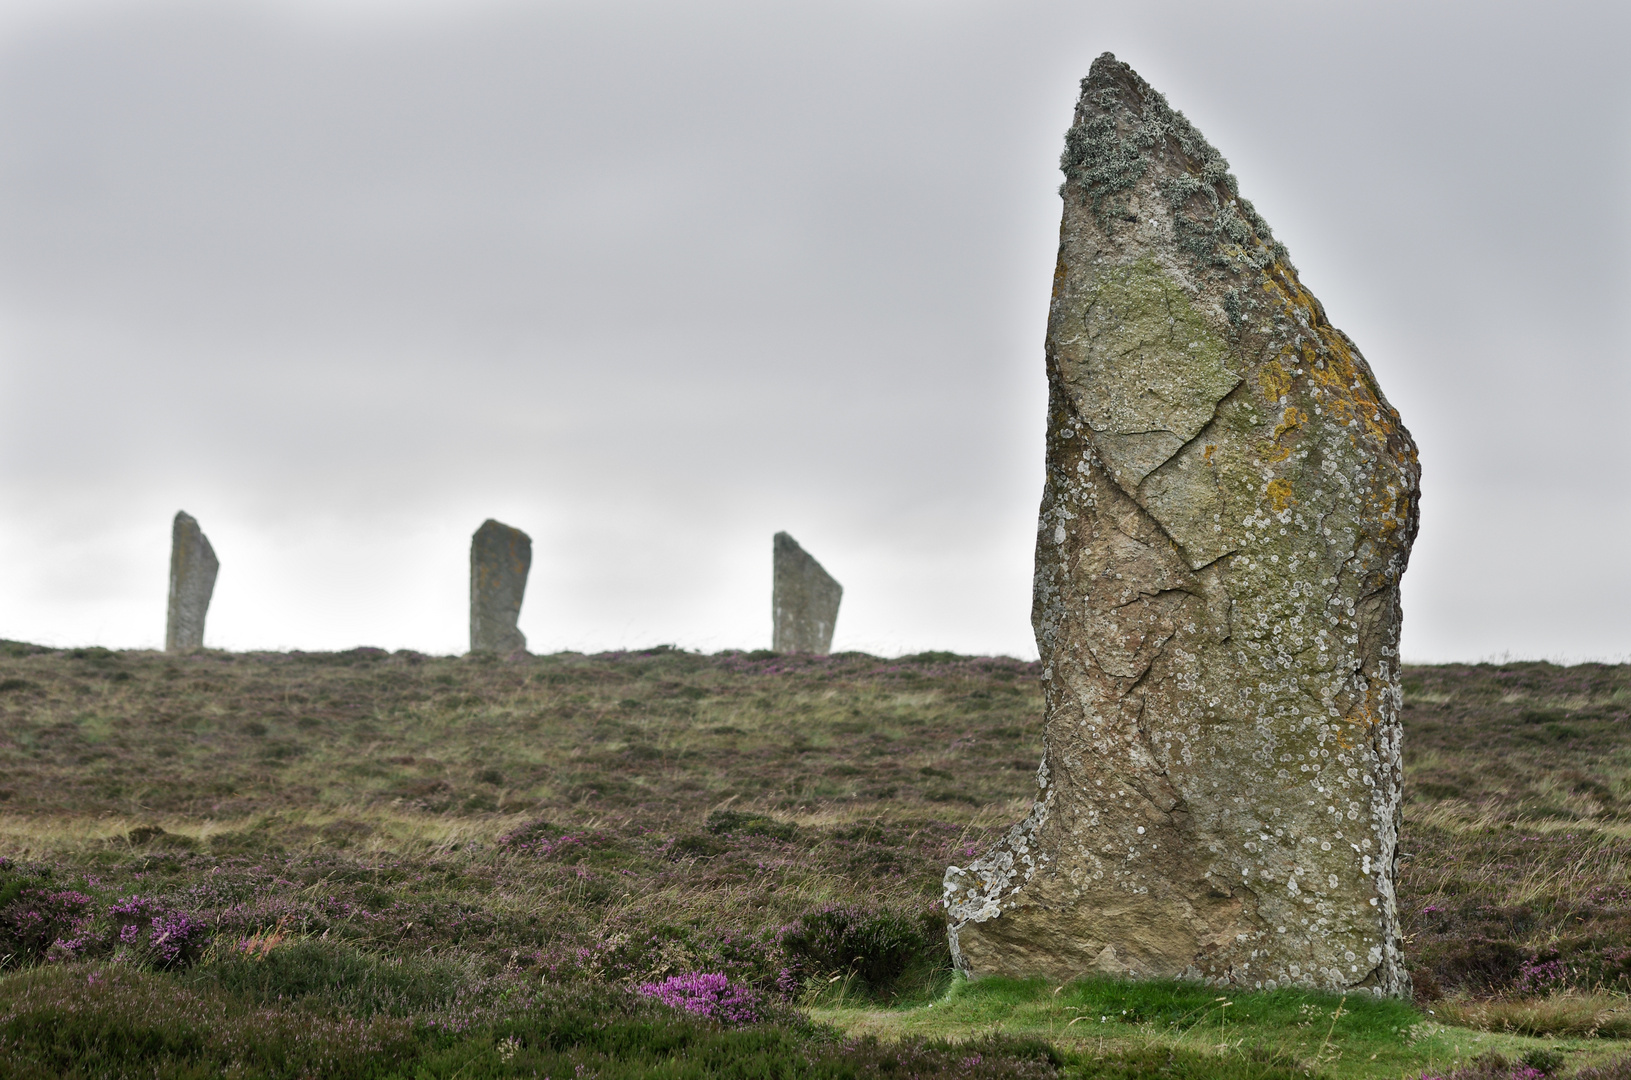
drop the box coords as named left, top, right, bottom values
left=1258, top=357, right=1293, bottom=402
left=1203, top=444, right=1217, bottom=465
left=1258, top=264, right=1415, bottom=462
left=1250, top=402, right=1308, bottom=464
left=1254, top=404, right=1306, bottom=463
left=1265, top=479, right=1294, bottom=511
left=1330, top=707, right=1385, bottom=751
left=1356, top=683, right=1394, bottom=733
left=1392, top=493, right=1414, bottom=530
left=1249, top=258, right=1422, bottom=559
left=1324, top=728, right=1357, bottom=754
left=1271, top=406, right=1307, bottom=444
left=1355, top=478, right=1418, bottom=547
left=1052, top=256, right=1068, bottom=299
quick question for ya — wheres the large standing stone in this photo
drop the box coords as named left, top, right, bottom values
left=470, top=519, right=531, bottom=654
left=772, top=532, right=842, bottom=655
left=944, top=55, right=1420, bottom=997
left=165, top=511, right=218, bottom=653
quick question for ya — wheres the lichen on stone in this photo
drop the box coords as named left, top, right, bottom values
left=1060, top=52, right=1292, bottom=278
left=947, top=52, right=1419, bottom=999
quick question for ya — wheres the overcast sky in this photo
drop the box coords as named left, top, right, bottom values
left=0, top=0, right=1625, bottom=661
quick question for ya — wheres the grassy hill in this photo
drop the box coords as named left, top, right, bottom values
left=1, top=642, right=1629, bottom=1078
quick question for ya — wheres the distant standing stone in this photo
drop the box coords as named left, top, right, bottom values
left=165, top=511, right=218, bottom=653
left=470, top=520, right=531, bottom=654
left=943, top=55, right=1420, bottom=997
left=772, top=532, right=841, bottom=655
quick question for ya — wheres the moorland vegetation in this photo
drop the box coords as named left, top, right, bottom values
left=1, top=642, right=1630, bottom=1078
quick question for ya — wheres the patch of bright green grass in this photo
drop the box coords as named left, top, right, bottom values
left=946, top=973, right=1416, bottom=1033
left=816, top=975, right=1630, bottom=1080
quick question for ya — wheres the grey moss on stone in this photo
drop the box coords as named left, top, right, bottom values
left=1060, top=53, right=1291, bottom=273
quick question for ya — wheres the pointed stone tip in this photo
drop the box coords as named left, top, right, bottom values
left=1087, top=51, right=1122, bottom=79
left=1082, top=52, right=1146, bottom=98
left=1059, top=49, right=1293, bottom=270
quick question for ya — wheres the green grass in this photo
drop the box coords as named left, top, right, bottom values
left=2, top=644, right=1631, bottom=1076
left=828, top=975, right=1631, bottom=1078
left=818, top=975, right=1552, bottom=1080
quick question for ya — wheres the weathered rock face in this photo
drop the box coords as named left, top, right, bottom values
left=165, top=511, right=218, bottom=653
left=772, top=532, right=842, bottom=655
left=470, top=519, right=531, bottom=654
left=944, top=55, right=1420, bottom=998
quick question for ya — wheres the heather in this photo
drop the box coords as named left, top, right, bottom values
left=0, top=643, right=1629, bottom=1076
left=0, top=964, right=1064, bottom=1078
left=1398, top=663, right=1631, bottom=1006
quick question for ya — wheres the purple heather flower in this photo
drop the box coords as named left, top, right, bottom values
left=636, top=972, right=763, bottom=1026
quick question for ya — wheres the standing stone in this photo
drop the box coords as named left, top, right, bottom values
left=165, top=511, right=218, bottom=653
left=470, top=520, right=531, bottom=654
left=772, top=532, right=841, bottom=655
left=944, top=55, right=1420, bottom=997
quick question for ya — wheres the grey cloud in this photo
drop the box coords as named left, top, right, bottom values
left=0, top=0, right=1625, bottom=659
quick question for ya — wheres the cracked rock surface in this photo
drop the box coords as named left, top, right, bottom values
left=944, top=54, right=1419, bottom=997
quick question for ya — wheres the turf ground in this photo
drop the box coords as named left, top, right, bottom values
left=2, top=642, right=1629, bottom=1078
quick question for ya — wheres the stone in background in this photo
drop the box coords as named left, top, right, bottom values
left=165, top=511, right=218, bottom=653
left=772, top=532, right=841, bottom=655
left=470, top=519, right=531, bottom=654
left=944, top=54, right=1420, bottom=998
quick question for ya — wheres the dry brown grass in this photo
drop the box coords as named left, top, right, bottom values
left=1436, top=992, right=1631, bottom=1039
left=1397, top=663, right=1631, bottom=1010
